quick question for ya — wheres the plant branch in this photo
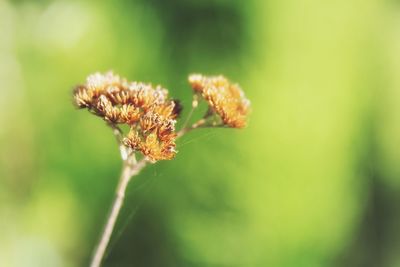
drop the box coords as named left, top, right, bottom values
left=90, top=157, right=147, bottom=267
left=108, top=123, right=131, bottom=160
left=177, top=118, right=218, bottom=138
left=92, top=111, right=214, bottom=266
left=180, top=94, right=199, bottom=131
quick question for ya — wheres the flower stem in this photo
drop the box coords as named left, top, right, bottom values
left=177, top=118, right=210, bottom=138
left=91, top=118, right=203, bottom=266
left=180, top=94, right=199, bottom=130
left=90, top=157, right=147, bottom=267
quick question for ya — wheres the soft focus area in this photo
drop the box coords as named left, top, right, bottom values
left=1, top=0, right=400, bottom=266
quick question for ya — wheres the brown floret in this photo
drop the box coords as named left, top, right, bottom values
left=188, top=74, right=250, bottom=128
left=123, top=112, right=177, bottom=161
left=73, top=71, right=179, bottom=161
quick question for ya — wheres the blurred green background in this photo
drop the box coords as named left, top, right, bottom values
left=1, top=0, right=400, bottom=266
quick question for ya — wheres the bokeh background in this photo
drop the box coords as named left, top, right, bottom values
left=1, top=0, right=400, bottom=266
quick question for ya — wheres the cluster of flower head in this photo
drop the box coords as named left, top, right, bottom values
left=73, top=72, right=250, bottom=161
left=73, top=72, right=181, bottom=161
left=188, top=74, right=250, bottom=128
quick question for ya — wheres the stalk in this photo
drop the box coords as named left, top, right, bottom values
left=90, top=156, right=147, bottom=267
left=89, top=125, right=147, bottom=267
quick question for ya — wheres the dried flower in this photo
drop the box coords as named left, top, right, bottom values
left=73, top=71, right=180, bottom=161
left=124, top=112, right=177, bottom=161
left=74, top=71, right=250, bottom=161
left=188, top=74, right=250, bottom=128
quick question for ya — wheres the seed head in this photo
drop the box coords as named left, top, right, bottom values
left=73, top=71, right=180, bottom=161
left=124, top=112, right=177, bottom=162
left=188, top=74, right=250, bottom=128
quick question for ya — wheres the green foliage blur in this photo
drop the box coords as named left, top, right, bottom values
left=1, top=0, right=400, bottom=266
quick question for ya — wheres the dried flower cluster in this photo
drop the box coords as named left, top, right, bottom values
left=73, top=71, right=250, bottom=162
left=188, top=74, right=250, bottom=128
left=73, top=72, right=180, bottom=161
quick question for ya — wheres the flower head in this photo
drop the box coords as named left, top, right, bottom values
left=73, top=71, right=180, bottom=161
left=188, top=74, right=250, bottom=128
left=124, top=112, right=177, bottom=162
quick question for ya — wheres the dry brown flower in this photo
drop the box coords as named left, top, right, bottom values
left=124, top=112, right=177, bottom=161
left=188, top=74, right=250, bottom=128
left=73, top=71, right=180, bottom=161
